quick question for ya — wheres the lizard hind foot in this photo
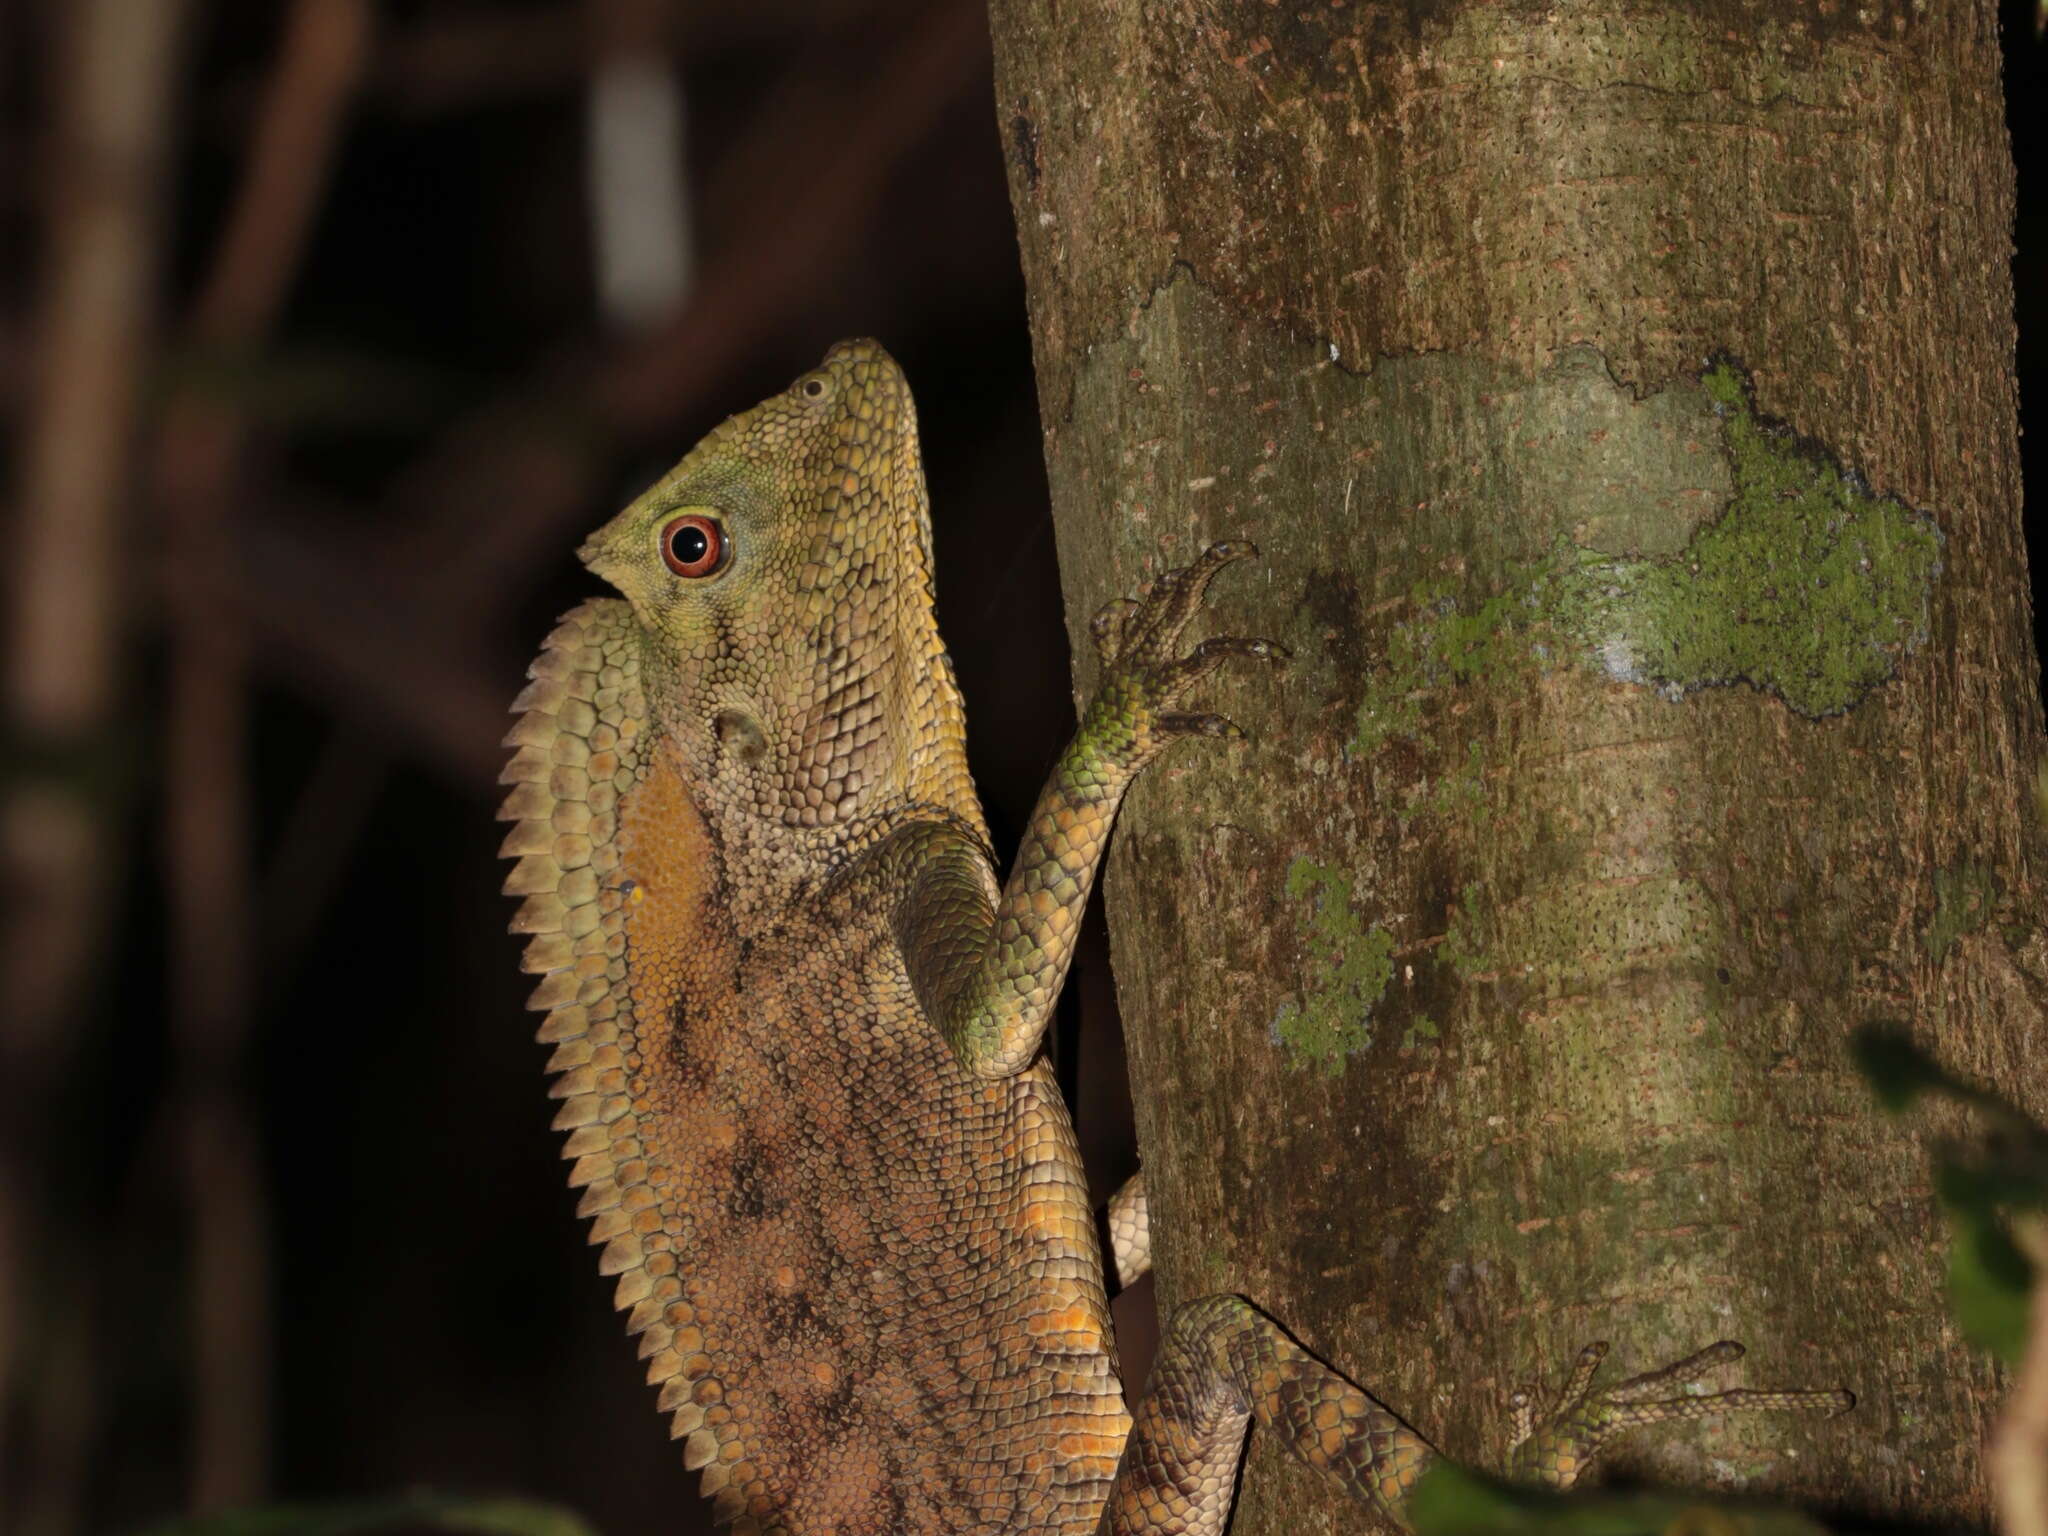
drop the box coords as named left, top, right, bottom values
left=1506, top=1338, right=1855, bottom=1492
left=1078, top=543, right=1286, bottom=777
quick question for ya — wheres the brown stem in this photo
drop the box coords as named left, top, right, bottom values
left=257, top=730, right=393, bottom=993
left=386, top=0, right=988, bottom=607
left=225, top=1, right=987, bottom=803
left=155, top=0, right=371, bottom=1510
left=370, top=0, right=904, bottom=117
left=2, top=0, right=187, bottom=1527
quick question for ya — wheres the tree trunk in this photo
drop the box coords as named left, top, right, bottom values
left=988, top=3, right=2032, bottom=1529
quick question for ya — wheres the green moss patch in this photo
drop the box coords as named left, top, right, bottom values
left=1349, top=358, right=1941, bottom=756
left=1544, top=359, right=1942, bottom=717
left=1352, top=586, right=1530, bottom=757
left=1439, top=881, right=1489, bottom=980
left=1272, top=856, right=1395, bottom=1074
left=1925, top=861, right=1998, bottom=967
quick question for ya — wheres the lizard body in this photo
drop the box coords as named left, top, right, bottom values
left=501, top=341, right=1847, bottom=1536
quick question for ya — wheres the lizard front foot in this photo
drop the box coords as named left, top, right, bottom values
left=1077, top=541, right=1288, bottom=781
left=1505, top=1339, right=1854, bottom=1490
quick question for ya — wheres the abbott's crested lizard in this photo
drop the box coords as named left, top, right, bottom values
left=500, top=341, right=1848, bottom=1535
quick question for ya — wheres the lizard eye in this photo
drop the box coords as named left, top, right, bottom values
left=660, top=514, right=726, bottom=578
left=798, top=374, right=831, bottom=403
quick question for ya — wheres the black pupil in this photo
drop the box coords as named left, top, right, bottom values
left=672, top=524, right=710, bottom=565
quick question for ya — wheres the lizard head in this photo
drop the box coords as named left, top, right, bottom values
left=577, top=339, right=982, bottom=841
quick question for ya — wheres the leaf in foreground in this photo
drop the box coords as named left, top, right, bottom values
left=1409, top=1461, right=1834, bottom=1536
left=1852, top=1021, right=2048, bottom=1365
left=135, top=1493, right=600, bottom=1536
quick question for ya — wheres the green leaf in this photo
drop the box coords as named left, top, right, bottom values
left=1408, top=1462, right=1532, bottom=1536
left=1851, top=1023, right=2047, bottom=1148
left=134, top=1494, right=600, bottom=1536
left=1848, top=1024, right=1953, bottom=1113
left=1944, top=1207, right=2034, bottom=1365
left=1408, top=1461, right=1832, bottom=1536
left=1852, top=1023, right=2047, bottom=1363
left=1936, top=1159, right=2048, bottom=1218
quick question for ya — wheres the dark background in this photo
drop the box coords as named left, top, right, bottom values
left=0, top=2, right=2039, bottom=1533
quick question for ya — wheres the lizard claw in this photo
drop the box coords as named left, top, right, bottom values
left=1147, top=635, right=1289, bottom=697
left=1089, top=597, right=1144, bottom=661
left=1505, top=1339, right=1853, bottom=1491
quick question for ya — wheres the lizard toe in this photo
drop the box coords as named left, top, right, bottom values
left=1090, top=596, right=1144, bottom=662
left=1155, top=711, right=1246, bottom=743
left=1120, top=539, right=1259, bottom=664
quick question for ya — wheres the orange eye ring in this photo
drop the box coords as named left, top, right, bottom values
left=660, top=514, right=726, bottom=577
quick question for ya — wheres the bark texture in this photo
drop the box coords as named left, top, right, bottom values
left=987, top=2, right=2034, bottom=1528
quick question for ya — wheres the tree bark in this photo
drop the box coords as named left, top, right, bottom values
left=988, top=3, right=2032, bottom=1529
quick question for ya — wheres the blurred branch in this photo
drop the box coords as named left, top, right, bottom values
left=155, top=0, right=371, bottom=1512
left=587, top=0, right=694, bottom=328
left=255, top=731, right=393, bottom=990
left=224, top=0, right=986, bottom=790
left=236, top=516, right=509, bottom=785
left=6, top=5, right=181, bottom=732
left=3, top=0, right=189, bottom=1531
left=386, top=0, right=988, bottom=610
left=372, top=0, right=911, bottom=116
left=596, top=0, right=988, bottom=435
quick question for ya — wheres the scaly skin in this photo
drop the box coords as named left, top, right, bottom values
left=1105, top=1173, right=1149, bottom=1291
left=500, top=340, right=1849, bottom=1536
